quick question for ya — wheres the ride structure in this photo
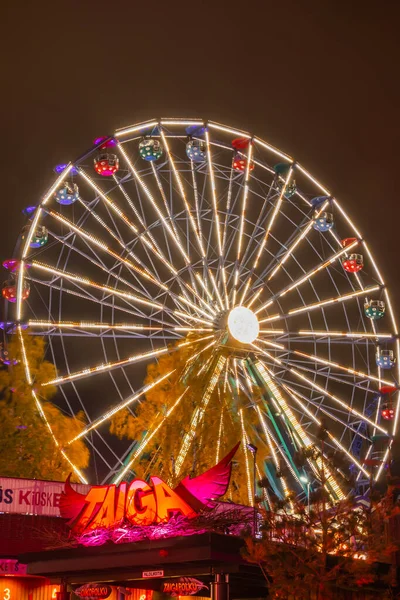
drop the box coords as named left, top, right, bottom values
left=3, top=117, right=399, bottom=508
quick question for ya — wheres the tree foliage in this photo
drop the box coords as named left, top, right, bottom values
left=0, top=334, right=89, bottom=481
left=244, top=440, right=400, bottom=599
left=110, top=335, right=267, bottom=504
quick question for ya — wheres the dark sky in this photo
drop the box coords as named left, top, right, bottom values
left=2, top=0, right=400, bottom=307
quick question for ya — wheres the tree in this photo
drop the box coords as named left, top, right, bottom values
left=243, top=436, right=400, bottom=599
left=110, top=334, right=266, bottom=504
left=0, top=333, right=89, bottom=481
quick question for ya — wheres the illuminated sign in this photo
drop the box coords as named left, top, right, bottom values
left=60, top=443, right=240, bottom=534
left=74, top=583, right=112, bottom=599
left=162, top=578, right=208, bottom=596
left=0, top=477, right=89, bottom=517
left=142, top=570, right=164, bottom=578
left=0, top=560, right=26, bottom=576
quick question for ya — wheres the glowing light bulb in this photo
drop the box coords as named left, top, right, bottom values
left=228, top=306, right=259, bottom=344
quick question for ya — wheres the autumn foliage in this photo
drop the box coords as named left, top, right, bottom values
left=0, top=334, right=89, bottom=481
left=110, top=335, right=261, bottom=504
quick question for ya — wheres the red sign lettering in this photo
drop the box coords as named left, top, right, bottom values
left=162, top=578, right=208, bottom=596
left=60, top=444, right=240, bottom=534
left=74, top=584, right=112, bottom=599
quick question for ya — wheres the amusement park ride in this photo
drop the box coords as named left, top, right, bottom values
left=1, top=118, right=399, bottom=509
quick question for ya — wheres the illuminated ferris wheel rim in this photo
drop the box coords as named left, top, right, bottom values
left=11, top=117, right=399, bottom=496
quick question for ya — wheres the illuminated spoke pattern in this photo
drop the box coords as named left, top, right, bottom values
left=10, top=117, right=398, bottom=505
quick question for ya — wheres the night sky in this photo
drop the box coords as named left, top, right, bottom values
left=2, top=0, right=400, bottom=305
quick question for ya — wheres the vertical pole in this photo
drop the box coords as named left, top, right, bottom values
left=253, top=449, right=257, bottom=536
left=246, top=443, right=258, bottom=537
left=211, top=573, right=229, bottom=600
left=57, top=581, right=70, bottom=600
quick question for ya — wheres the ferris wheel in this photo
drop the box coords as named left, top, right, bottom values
left=4, top=117, right=399, bottom=506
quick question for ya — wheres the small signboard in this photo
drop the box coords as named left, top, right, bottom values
left=0, top=560, right=27, bottom=575
left=0, top=477, right=89, bottom=517
left=142, top=570, right=164, bottom=579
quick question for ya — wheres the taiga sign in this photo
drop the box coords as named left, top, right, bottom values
left=74, top=583, right=112, bottom=599
left=162, top=578, right=208, bottom=596
left=60, top=443, right=239, bottom=534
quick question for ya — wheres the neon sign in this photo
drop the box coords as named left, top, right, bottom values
left=60, top=443, right=239, bottom=534
left=162, top=578, right=208, bottom=596
left=74, top=584, right=112, bottom=599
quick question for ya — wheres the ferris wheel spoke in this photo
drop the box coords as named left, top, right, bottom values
left=30, top=260, right=165, bottom=312
left=66, top=369, right=175, bottom=445
left=114, top=387, right=190, bottom=484
left=26, top=275, right=184, bottom=328
left=221, top=166, right=234, bottom=256
left=78, top=169, right=188, bottom=286
left=297, top=330, right=395, bottom=340
left=80, top=167, right=192, bottom=298
left=231, top=145, right=254, bottom=307
left=279, top=381, right=371, bottom=479
left=267, top=201, right=330, bottom=283
left=42, top=346, right=170, bottom=387
left=150, top=161, right=187, bottom=253
left=277, top=379, right=372, bottom=443
left=29, top=273, right=147, bottom=321
left=173, top=311, right=214, bottom=326
left=114, top=149, right=217, bottom=310
left=215, top=394, right=225, bottom=464
left=112, top=176, right=173, bottom=279
left=277, top=239, right=360, bottom=299
left=174, top=355, right=226, bottom=478
left=251, top=165, right=294, bottom=271
left=277, top=359, right=382, bottom=396
left=160, top=130, right=206, bottom=257
left=251, top=343, right=389, bottom=435
left=46, top=227, right=158, bottom=304
left=78, top=193, right=160, bottom=283
left=31, top=259, right=213, bottom=325
left=58, top=366, right=144, bottom=476
left=17, top=327, right=89, bottom=483
left=258, top=334, right=394, bottom=388
left=46, top=207, right=169, bottom=292
left=205, top=129, right=223, bottom=257
left=117, top=143, right=191, bottom=264
left=149, top=159, right=218, bottom=309
left=74, top=407, right=139, bottom=472
left=195, top=139, right=228, bottom=310
left=254, top=362, right=349, bottom=498
left=238, top=182, right=277, bottom=276
left=257, top=338, right=286, bottom=351
left=41, top=333, right=214, bottom=388
left=254, top=237, right=361, bottom=313
left=191, top=170, right=223, bottom=307
left=288, top=348, right=395, bottom=387
left=181, top=338, right=218, bottom=380
left=258, top=284, right=381, bottom=322
left=235, top=166, right=295, bottom=307
left=236, top=144, right=253, bottom=264
left=255, top=405, right=293, bottom=501
left=190, top=160, right=204, bottom=245
left=27, top=320, right=211, bottom=338
left=103, top=439, right=138, bottom=484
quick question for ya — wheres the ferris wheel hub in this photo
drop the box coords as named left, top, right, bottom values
left=227, top=306, right=259, bottom=344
